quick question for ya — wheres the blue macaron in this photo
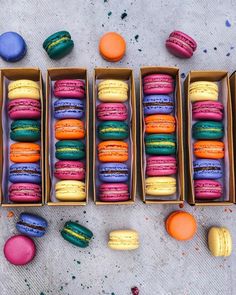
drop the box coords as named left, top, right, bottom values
left=16, top=213, right=48, bottom=237
left=9, top=163, right=41, bottom=184
left=99, top=163, right=129, bottom=183
left=193, top=159, right=223, bottom=179
left=143, top=95, right=174, bottom=115
left=54, top=99, right=84, bottom=119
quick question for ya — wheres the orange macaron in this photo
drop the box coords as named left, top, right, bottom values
left=55, top=119, right=85, bottom=140
left=165, top=211, right=197, bottom=241
left=10, top=142, right=40, bottom=163
left=145, top=114, right=175, bottom=134
left=98, top=140, right=128, bottom=162
left=194, top=140, right=224, bottom=159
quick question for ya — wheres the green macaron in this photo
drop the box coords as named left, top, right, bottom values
left=55, top=140, right=85, bottom=160
left=97, top=121, right=129, bottom=140
left=192, top=121, right=224, bottom=139
left=10, top=120, right=40, bottom=142
left=43, top=31, right=74, bottom=59
left=145, top=134, right=176, bottom=155
left=61, top=221, right=93, bottom=248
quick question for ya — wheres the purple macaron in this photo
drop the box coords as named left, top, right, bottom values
left=193, top=159, right=223, bottom=180
left=143, top=95, right=174, bottom=115
left=54, top=99, right=84, bottom=119
left=99, top=163, right=129, bottom=183
left=9, top=163, right=41, bottom=184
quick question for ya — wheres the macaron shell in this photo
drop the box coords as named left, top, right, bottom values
left=10, top=119, right=41, bottom=142
left=189, top=81, right=218, bottom=102
left=10, top=143, right=40, bottom=163
left=99, top=163, right=129, bottom=183
left=8, top=79, right=40, bottom=100
left=192, top=121, right=224, bottom=140
left=9, top=183, right=41, bottom=203
left=55, top=180, right=86, bottom=201
left=146, top=156, right=177, bottom=176
left=98, top=121, right=129, bottom=140
left=55, top=119, right=85, bottom=140
left=145, top=134, right=176, bottom=155
left=54, top=79, right=85, bottom=98
left=54, top=160, right=85, bottom=180
left=208, top=227, right=232, bottom=257
left=194, top=180, right=222, bottom=200
left=143, top=95, right=174, bottom=115
left=193, top=141, right=224, bottom=159
left=143, top=74, right=174, bottom=95
left=192, top=101, right=224, bottom=121
left=54, top=99, right=84, bottom=119
left=8, top=99, right=41, bottom=120
left=55, top=140, right=85, bottom=160
left=145, top=115, right=175, bottom=133
left=9, top=163, right=41, bottom=184
left=98, top=141, right=128, bottom=162
left=97, top=103, right=128, bottom=121
left=145, top=176, right=176, bottom=196
left=193, top=159, right=223, bottom=180
left=99, top=183, right=129, bottom=202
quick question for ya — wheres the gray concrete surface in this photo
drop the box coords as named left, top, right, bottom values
left=0, top=0, right=236, bottom=294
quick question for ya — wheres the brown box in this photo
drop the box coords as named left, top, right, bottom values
left=230, top=72, right=236, bottom=203
left=140, top=67, right=184, bottom=204
left=0, top=68, right=44, bottom=207
left=185, top=71, right=235, bottom=205
left=46, top=68, right=89, bottom=206
left=93, top=68, right=136, bottom=205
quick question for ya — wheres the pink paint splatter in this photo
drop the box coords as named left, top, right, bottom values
left=131, top=287, right=139, bottom=295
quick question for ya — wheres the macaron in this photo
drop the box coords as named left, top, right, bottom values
left=97, top=121, right=129, bottom=140
left=55, top=119, right=85, bottom=140
left=10, top=143, right=40, bottom=163
left=4, top=235, right=36, bottom=265
left=98, top=80, right=128, bottom=102
left=43, top=31, right=74, bottom=59
left=61, top=221, right=93, bottom=248
left=208, top=227, right=232, bottom=257
left=54, top=79, right=85, bottom=99
left=143, top=95, right=174, bottom=115
left=108, top=230, right=139, bottom=250
left=99, top=32, right=126, bottom=62
left=189, top=81, right=218, bottom=102
left=98, top=141, right=128, bottom=162
left=9, top=183, right=41, bottom=203
left=165, top=31, right=197, bottom=58
left=55, top=180, right=86, bottom=201
left=99, top=183, right=129, bottom=202
left=193, top=159, right=223, bottom=179
left=16, top=213, right=48, bottom=237
left=10, top=120, right=41, bottom=142
left=97, top=103, right=128, bottom=121
left=145, top=176, right=176, bottom=196
left=8, top=79, right=40, bottom=100
left=192, top=101, right=224, bottom=121
left=8, top=99, right=41, bottom=120
left=194, top=180, right=223, bottom=200
left=192, top=121, right=224, bottom=140
left=145, top=134, right=176, bottom=155
left=9, top=163, right=41, bottom=184
left=54, top=99, right=84, bottom=119
left=55, top=140, right=85, bottom=160
left=54, top=160, right=85, bottom=180
left=193, top=141, right=224, bottom=159
left=143, top=74, right=174, bottom=95
left=146, top=156, right=177, bottom=176
left=165, top=211, right=197, bottom=241
left=99, top=163, right=129, bottom=183
left=145, top=114, right=175, bottom=133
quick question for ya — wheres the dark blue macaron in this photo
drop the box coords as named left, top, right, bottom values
left=193, top=159, right=223, bottom=179
left=54, top=99, right=84, bottom=119
left=9, top=163, right=41, bottom=184
left=99, top=163, right=129, bottom=183
left=0, top=32, right=27, bottom=62
left=143, top=95, right=174, bottom=115
left=16, top=213, right=48, bottom=237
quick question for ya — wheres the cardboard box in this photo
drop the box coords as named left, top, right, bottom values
left=185, top=71, right=235, bottom=205
left=93, top=68, right=136, bottom=205
left=230, top=72, right=236, bottom=203
left=140, top=67, right=184, bottom=204
left=46, top=68, right=89, bottom=206
left=0, top=68, right=44, bottom=207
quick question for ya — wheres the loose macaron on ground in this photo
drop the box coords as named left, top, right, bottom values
left=16, top=213, right=48, bottom=237
left=208, top=227, right=232, bottom=257
left=108, top=230, right=139, bottom=250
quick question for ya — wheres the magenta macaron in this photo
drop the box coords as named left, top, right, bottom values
left=9, top=183, right=41, bottom=203
left=54, top=79, right=85, bottom=99
left=146, top=156, right=177, bottom=176
left=97, top=103, right=128, bottom=121
left=8, top=99, right=41, bottom=120
left=99, top=183, right=129, bottom=202
left=166, top=31, right=197, bottom=58
left=194, top=179, right=223, bottom=200
left=54, top=160, right=85, bottom=180
left=192, top=101, right=224, bottom=121
left=143, top=74, right=174, bottom=95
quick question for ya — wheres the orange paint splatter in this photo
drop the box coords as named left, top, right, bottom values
left=7, top=211, right=14, bottom=218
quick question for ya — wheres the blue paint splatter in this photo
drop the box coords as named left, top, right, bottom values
left=108, top=11, right=112, bottom=17
left=225, top=20, right=231, bottom=27
left=214, top=47, right=217, bottom=51
left=181, top=73, right=186, bottom=79
left=203, top=49, right=207, bottom=53
left=230, top=46, right=234, bottom=50
left=226, top=52, right=230, bottom=56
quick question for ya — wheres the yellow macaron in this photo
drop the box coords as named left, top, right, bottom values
left=108, top=229, right=139, bottom=250
left=189, top=81, right=218, bottom=102
left=8, top=79, right=40, bottom=100
left=208, top=227, right=232, bottom=257
left=145, top=176, right=176, bottom=196
left=98, top=79, right=128, bottom=102
left=55, top=180, right=85, bottom=201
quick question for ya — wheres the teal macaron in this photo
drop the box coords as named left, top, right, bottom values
left=97, top=121, right=129, bottom=140
left=10, top=120, right=40, bottom=142
left=43, top=31, right=74, bottom=59
left=192, top=121, right=224, bottom=139
left=145, top=134, right=176, bottom=155
left=55, top=140, right=85, bottom=160
left=61, top=221, right=93, bottom=248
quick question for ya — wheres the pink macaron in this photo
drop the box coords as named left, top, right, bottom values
left=54, top=79, right=85, bottom=99
left=166, top=31, right=197, bottom=58
left=9, top=183, right=41, bottom=203
left=99, top=183, right=129, bottom=202
left=97, top=103, right=128, bottom=121
left=194, top=179, right=222, bottom=200
left=143, top=74, right=174, bottom=95
left=8, top=99, right=41, bottom=120
left=4, top=235, right=36, bottom=265
left=192, top=101, right=224, bottom=121
left=54, top=160, right=85, bottom=180
left=146, top=156, right=177, bottom=176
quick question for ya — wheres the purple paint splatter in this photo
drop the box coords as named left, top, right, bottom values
left=225, top=20, right=231, bottom=27
left=203, top=49, right=207, bottom=53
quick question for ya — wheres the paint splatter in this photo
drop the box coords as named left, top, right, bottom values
left=180, top=73, right=186, bottom=79
left=40, top=293, right=45, bottom=295
left=60, top=286, right=63, bottom=291
left=134, top=35, right=139, bottom=42
left=138, top=49, right=142, bottom=52
left=104, top=0, right=108, bottom=2
left=72, top=275, right=76, bottom=280
left=108, top=11, right=112, bottom=17
left=179, top=203, right=184, bottom=208
left=121, top=11, right=128, bottom=20
left=226, top=52, right=230, bottom=56
left=230, top=46, right=234, bottom=50
left=7, top=211, right=14, bottom=218
left=131, top=287, right=139, bottom=295
left=203, top=49, right=207, bottom=53
left=225, top=20, right=231, bottom=27
left=214, top=47, right=217, bottom=51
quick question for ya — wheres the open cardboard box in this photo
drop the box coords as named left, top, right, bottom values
left=185, top=71, right=235, bottom=205
left=46, top=68, right=89, bottom=206
left=0, top=68, right=44, bottom=207
left=140, top=67, right=184, bottom=204
left=230, top=72, right=236, bottom=204
left=93, top=68, right=136, bottom=205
